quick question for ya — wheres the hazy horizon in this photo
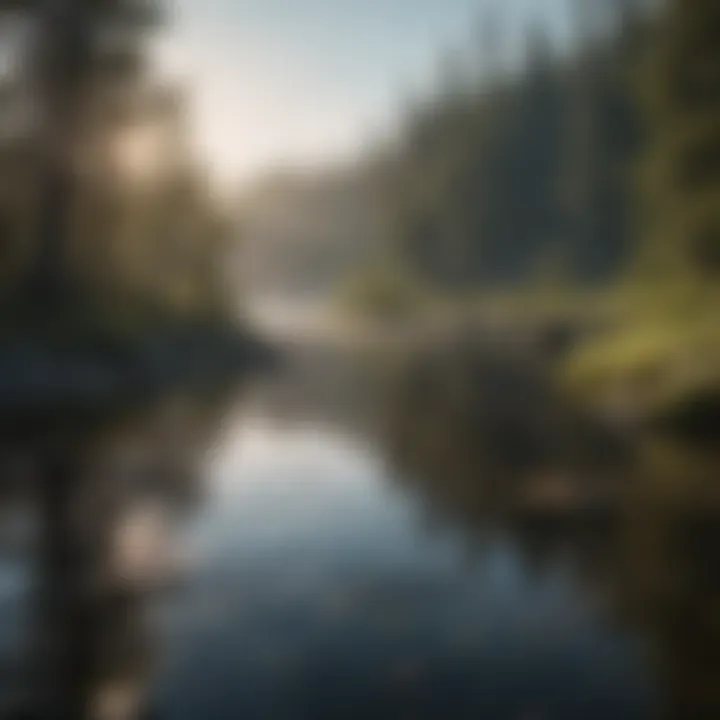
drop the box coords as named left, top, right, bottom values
left=156, top=0, right=570, bottom=189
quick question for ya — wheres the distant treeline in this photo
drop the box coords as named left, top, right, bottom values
left=385, top=1, right=651, bottom=290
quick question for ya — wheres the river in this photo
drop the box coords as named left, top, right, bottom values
left=0, top=344, right=716, bottom=719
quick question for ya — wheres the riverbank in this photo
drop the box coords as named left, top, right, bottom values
left=0, top=317, right=278, bottom=423
left=335, top=285, right=720, bottom=445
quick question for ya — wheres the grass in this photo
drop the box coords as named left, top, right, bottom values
left=562, top=283, right=720, bottom=432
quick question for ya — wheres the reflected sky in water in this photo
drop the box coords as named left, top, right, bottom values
left=0, top=353, right=716, bottom=719
left=152, top=408, right=656, bottom=720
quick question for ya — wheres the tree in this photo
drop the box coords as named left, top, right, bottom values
left=639, top=0, right=720, bottom=283
left=560, top=0, right=643, bottom=281
left=0, top=1, right=239, bottom=325
left=383, top=7, right=649, bottom=293
left=0, top=0, right=161, bottom=307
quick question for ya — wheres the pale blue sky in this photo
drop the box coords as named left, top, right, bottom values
left=157, top=0, right=570, bottom=185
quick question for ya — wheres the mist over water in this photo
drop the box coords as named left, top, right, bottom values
left=0, top=0, right=719, bottom=718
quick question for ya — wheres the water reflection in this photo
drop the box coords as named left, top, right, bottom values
left=618, top=447, right=720, bottom=719
left=0, top=389, right=239, bottom=719
left=0, top=350, right=717, bottom=719
left=377, top=345, right=720, bottom=720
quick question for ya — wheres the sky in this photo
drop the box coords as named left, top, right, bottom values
left=156, top=0, right=570, bottom=187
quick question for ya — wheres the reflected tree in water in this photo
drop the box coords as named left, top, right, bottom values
left=617, top=446, right=720, bottom=719
left=375, top=343, right=720, bottom=720
left=0, top=388, right=239, bottom=719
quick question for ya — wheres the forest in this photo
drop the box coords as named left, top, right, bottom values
left=0, top=1, right=237, bottom=322
left=0, top=0, right=263, bottom=405
left=384, top=2, right=645, bottom=287
left=0, top=0, right=716, bottom=425
left=319, top=0, right=719, bottom=428
left=0, top=2, right=717, bottom=716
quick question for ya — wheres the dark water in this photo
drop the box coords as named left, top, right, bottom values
left=0, top=350, right=717, bottom=719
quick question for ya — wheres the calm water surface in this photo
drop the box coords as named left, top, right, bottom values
left=0, top=354, right=715, bottom=719
left=156, top=416, right=656, bottom=720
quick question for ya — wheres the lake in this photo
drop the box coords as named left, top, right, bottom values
left=0, top=348, right=716, bottom=719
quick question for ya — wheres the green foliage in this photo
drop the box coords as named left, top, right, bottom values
left=638, top=0, right=720, bottom=282
left=564, top=283, right=720, bottom=424
left=567, top=0, right=720, bottom=423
